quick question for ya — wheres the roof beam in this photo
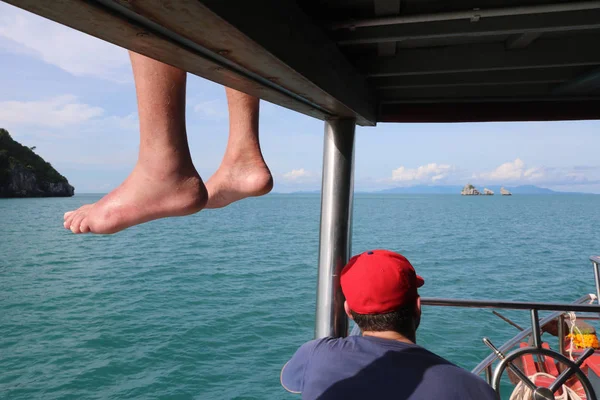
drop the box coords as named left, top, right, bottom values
left=377, top=79, right=564, bottom=90
left=379, top=100, right=600, bottom=122
left=377, top=42, right=397, bottom=57
left=373, top=0, right=400, bottom=16
left=334, top=10, right=600, bottom=45
left=374, top=0, right=400, bottom=56
left=371, top=69, right=580, bottom=88
left=378, top=83, right=556, bottom=101
left=553, top=67, right=600, bottom=94
left=4, top=0, right=377, bottom=125
left=506, top=32, right=542, bottom=50
left=357, top=35, right=600, bottom=77
left=331, top=1, right=600, bottom=30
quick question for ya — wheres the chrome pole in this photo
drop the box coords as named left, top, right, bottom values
left=315, top=118, right=356, bottom=339
left=485, top=366, right=493, bottom=385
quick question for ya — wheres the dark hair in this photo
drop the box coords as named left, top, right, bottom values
left=351, top=302, right=417, bottom=337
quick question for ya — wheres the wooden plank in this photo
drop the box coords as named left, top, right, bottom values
left=3, top=0, right=333, bottom=121
left=335, top=10, right=600, bottom=45
left=357, top=35, right=600, bottom=77
left=172, top=0, right=377, bottom=125
left=379, top=100, right=600, bottom=122
left=4, top=0, right=377, bottom=125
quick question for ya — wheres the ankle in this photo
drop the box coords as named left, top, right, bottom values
left=135, top=157, right=198, bottom=178
left=221, top=150, right=266, bottom=167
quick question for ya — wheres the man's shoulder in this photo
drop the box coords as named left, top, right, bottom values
left=280, top=336, right=355, bottom=394
left=300, top=336, right=360, bottom=351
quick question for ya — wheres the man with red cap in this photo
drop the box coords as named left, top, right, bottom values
left=280, top=249, right=496, bottom=399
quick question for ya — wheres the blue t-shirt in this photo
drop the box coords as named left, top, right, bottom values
left=281, top=336, right=497, bottom=400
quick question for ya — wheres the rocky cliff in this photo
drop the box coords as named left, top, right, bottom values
left=0, top=129, right=74, bottom=197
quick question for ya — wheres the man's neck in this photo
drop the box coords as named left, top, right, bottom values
left=362, top=330, right=415, bottom=344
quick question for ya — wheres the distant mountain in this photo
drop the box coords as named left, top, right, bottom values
left=377, top=185, right=459, bottom=194
left=274, top=184, right=590, bottom=195
left=374, top=185, right=582, bottom=195
left=287, top=190, right=320, bottom=194
left=487, top=185, right=556, bottom=195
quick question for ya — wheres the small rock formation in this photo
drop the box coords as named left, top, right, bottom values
left=0, top=129, right=74, bottom=197
left=483, top=188, right=494, bottom=195
left=500, top=187, right=512, bottom=196
left=461, top=184, right=481, bottom=196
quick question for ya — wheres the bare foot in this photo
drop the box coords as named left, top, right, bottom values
left=205, top=157, right=273, bottom=209
left=63, top=166, right=207, bottom=234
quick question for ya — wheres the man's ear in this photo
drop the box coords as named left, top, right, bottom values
left=415, top=296, right=422, bottom=318
left=344, top=301, right=354, bottom=320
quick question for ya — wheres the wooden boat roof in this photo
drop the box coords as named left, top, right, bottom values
left=7, top=0, right=600, bottom=126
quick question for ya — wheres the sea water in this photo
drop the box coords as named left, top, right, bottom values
left=1, top=193, right=599, bottom=399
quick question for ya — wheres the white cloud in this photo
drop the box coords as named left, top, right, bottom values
left=382, top=159, right=600, bottom=189
left=0, top=2, right=130, bottom=82
left=473, top=158, right=545, bottom=182
left=391, top=163, right=453, bottom=183
left=194, top=100, right=227, bottom=119
left=99, top=113, right=139, bottom=132
left=0, top=95, right=104, bottom=128
left=282, top=168, right=315, bottom=182
left=470, top=159, right=600, bottom=187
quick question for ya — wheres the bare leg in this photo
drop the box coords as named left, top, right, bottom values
left=205, top=88, right=273, bottom=209
left=63, top=52, right=207, bottom=234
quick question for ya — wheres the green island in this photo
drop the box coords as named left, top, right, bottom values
left=0, top=129, right=74, bottom=198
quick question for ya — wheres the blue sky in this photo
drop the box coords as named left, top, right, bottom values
left=1, top=3, right=599, bottom=193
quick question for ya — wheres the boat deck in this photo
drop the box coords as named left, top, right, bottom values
left=5, top=0, right=600, bottom=126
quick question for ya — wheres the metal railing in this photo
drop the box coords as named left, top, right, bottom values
left=421, top=297, right=600, bottom=313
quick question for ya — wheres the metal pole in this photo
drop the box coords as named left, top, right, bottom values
left=558, top=314, right=565, bottom=356
left=590, top=256, right=600, bottom=302
left=531, top=309, right=542, bottom=349
left=315, top=118, right=356, bottom=339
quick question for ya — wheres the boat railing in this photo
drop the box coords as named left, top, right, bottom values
left=428, top=256, right=600, bottom=382
left=419, top=295, right=600, bottom=379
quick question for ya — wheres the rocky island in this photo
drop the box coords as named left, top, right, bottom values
left=461, top=184, right=480, bottom=195
left=461, top=184, right=513, bottom=196
left=0, top=129, right=74, bottom=197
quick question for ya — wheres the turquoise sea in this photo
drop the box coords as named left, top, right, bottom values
left=1, top=193, right=600, bottom=399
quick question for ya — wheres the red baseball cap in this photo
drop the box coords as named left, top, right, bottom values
left=340, top=250, right=424, bottom=314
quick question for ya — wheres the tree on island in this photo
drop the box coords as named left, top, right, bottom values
left=0, top=128, right=74, bottom=197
